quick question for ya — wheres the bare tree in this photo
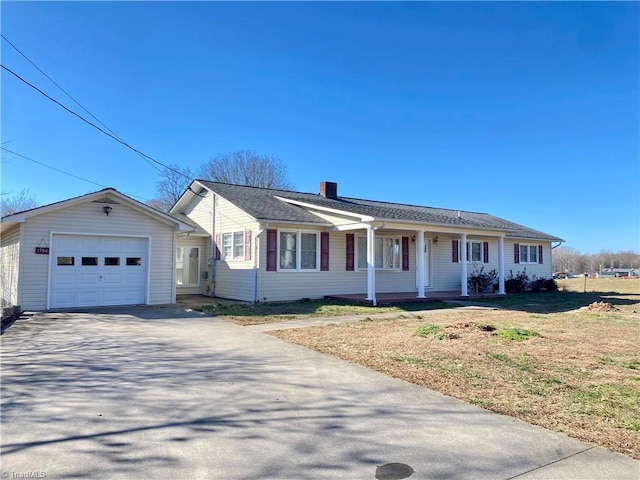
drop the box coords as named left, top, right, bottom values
left=147, top=164, right=194, bottom=212
left=198, top=150, right=293, bottom=190
left=0, top=188, right=38, bottom=217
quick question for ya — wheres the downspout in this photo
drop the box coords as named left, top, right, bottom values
left=253, top=222, right=268, bottom=303
left=209, top=194, right=217, bottom=297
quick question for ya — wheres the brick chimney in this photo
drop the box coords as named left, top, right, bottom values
left=319, top=181, right=338, bottom=199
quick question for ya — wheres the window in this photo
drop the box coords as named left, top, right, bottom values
left=357, top=236, right=400, bottom=270
left=57, top=256, right=74, bottom=266
left=466, top=242, right=482, bottom=262
left=279, top=231, right=318, bottom=271
left=221, top=231, right=245, bottom=260
left=104, top=257, right=120, bottom=266
left=81, top=257, right=98, bottom=266
left=176, top=247, right=200, bottom=286
left=519, top=244, right=538, bottom=264
left=126, top=257, right=142, bottom=266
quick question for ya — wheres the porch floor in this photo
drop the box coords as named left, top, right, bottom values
left=325, top=291, right=504, bottom=304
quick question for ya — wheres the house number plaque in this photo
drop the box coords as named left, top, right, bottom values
left=35, top=247, right=50, bottom=255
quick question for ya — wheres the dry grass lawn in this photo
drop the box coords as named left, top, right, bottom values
left=269, top=278, right=640, bottom=459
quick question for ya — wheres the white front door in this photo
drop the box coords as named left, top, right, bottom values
left=50, top=234, right=148, bottom=308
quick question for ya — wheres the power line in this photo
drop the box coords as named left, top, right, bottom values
left=0, top=147, right=150, bottom=202
left=1, top=34, right=164, bottom=174
left=1, top=63, right=190, bottom=179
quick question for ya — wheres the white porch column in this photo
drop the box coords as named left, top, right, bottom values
left=498, top=235, right=505, bottom=294
left=365, top=225, right=377, bottom=305
left=416, top=231, right=426, bottom=298
left=460, top=233, right=469, bottom=296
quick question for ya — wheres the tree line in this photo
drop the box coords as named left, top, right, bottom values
left=552, top=247, right=640, bottom=275
left=1, top=150, right=292, bottom=216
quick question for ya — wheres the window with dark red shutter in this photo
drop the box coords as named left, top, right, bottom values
left=452, top=240, right=459, bottom=263
left=346, top=234, right=354, bottom=271
left=538, top=245, right=543, bottom=264
left=402, top=237, right=409, bottom=271
left=266, top=229, right=277, bottom=271
left=514, top=243, right=520, bottom=264
left=320, top=232, right=329, bottom=271
left=483, top=241, right=489, bottom=263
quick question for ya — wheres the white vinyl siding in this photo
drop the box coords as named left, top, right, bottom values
left=17, top=198, right=176, bottom=310
left=258, top=229, right=416, bottom=302
left=0, top=226, right=21, bottom=307
left=507, top=240, right=552, bottom=279
left=211, top=194, right=259, bottom=301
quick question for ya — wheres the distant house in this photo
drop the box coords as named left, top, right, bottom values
left=597, top=268, right=640, bottom=278
left=0, top=181, right=564, bottom=311
left=171, top=181, right=563, bottom=305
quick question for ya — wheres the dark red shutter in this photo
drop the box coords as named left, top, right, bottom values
left=320, top=232, right=329, bottom=271
left=514, top=243, right=520, bottom=264
left=483, top=241, right=489, bottom=263
left=215, top=234, right=221, bottom=260
left=266, top=229, right=277, bottom=271
left=402, top=236, right=409, bottom=271
left=346, top=233, right=354, bottom=271
left=452, top=240, right=459, bottom=263
left=245, top=230, right=252, bottom=261
left=538, top=245, right=543, bottom=264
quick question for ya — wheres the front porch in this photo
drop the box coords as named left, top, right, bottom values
left=325, top=291, right=504, bottom=305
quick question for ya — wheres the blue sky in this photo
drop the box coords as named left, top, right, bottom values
left=1, top=2, right=638, bottom=254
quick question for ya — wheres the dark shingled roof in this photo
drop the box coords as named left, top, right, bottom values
left=197, top=180, right=563, bottom=242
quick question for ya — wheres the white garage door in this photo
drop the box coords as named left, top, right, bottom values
left=50, top=234, right=148, bottom=308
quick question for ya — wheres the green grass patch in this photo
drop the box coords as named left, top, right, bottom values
left=487, top=353, right=533, bottom=372
left=498, top=327, right=541, bottom=342
left=601, top=354, right=640, bottom=370
left=571, top=384, right=640, bottom=431
left=389, top=355, right=427, bottom=365
left=415, top=324, right=440, bottom=337
left=196, top=299, right=454, bottom=320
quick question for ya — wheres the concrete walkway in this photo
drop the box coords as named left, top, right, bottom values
left=1, top=307, right=638, bottom=479
left=248, top=302, right=498, bottom=332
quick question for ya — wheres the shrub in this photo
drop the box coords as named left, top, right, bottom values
left=505, top=269, right=532, bottom=293
left=544, top=278, right=559, bottom=292
left=468, top=265, right=498, bottom=293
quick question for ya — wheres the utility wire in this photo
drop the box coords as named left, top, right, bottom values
left=1, top=35, right=163, bottom=174
left=0, top=147, right=150, bottom=202
left=1, top=35, right=124, bottom=142
left=1, top=63, right=190, bottom=179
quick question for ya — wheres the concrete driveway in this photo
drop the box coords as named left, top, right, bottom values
left=1, top=308, right=638, bottom=480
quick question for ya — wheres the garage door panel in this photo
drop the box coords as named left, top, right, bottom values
left=50, top=234, right=148, bottom=308
left=80, top=273, right=100, bottom=285
left=103, top=273, right=123, bottom=284
left=53, top=272, right=77, bottom=286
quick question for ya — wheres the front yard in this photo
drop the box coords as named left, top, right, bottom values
left=201, top=278, right=640, bottom=459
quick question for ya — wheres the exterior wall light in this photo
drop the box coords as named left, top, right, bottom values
left=103, top=206, right=112, bottom=216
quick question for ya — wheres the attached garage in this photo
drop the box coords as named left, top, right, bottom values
left=50, top=234, right=149, bottom=308
left=0, top=188, right=194, bottom=311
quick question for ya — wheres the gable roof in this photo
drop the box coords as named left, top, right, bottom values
left=195, top=180, right=563, bottom=242
left=1, top=188, right=195, bottom=232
